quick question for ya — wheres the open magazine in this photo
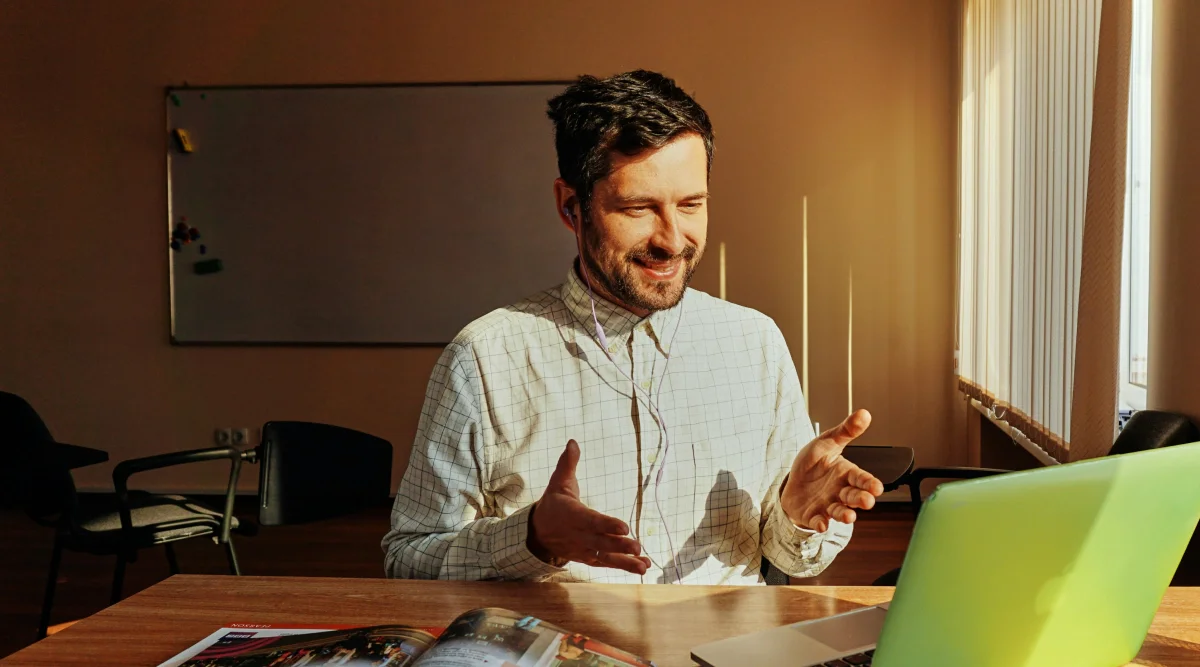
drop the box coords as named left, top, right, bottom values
left=158, top=607, right=655, bottom=667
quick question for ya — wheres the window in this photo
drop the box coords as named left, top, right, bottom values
left=1120, top=0, right=1152, bottom=411
left=956, top=0, right=1105, bottom=462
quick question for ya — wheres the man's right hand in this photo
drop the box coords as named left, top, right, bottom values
left=527, top=440, right=651, bottom=575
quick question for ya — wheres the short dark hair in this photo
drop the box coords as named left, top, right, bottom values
left=546, top=69, right=714, bottom=214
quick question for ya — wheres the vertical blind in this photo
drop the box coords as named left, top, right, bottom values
left=957, top=0, right=1103, bottom=462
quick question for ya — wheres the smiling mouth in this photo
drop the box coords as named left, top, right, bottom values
left=633, top=258, right=682, bottom=281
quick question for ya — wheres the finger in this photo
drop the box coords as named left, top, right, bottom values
left=826, top=502, right=857, bottom=525
left=547, top=440, right=581, bottom=491
left=583, top=533, right=642, bottom=557
left=839, top=486, right=877, bottom=510
left=823, top=409, right=873, bottom=448
left=849, top=467, right=885, bottom=496
left=809, top=515, right=829, bottom=533
left=583, top=508, right=630, bottom=536
left=593, top=553, right=651, bottom=575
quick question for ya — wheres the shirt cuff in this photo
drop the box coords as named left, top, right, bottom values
left=762, top=489, right=851, bottom=579
left=489, top=503, right=567, bottom=580
left=772, top=494, right=819, bottom=536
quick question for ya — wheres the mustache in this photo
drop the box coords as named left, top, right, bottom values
left=626, top=243, right=699, bottom=264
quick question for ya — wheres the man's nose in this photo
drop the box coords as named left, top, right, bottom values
left=649, top=211, right=686, bottom=257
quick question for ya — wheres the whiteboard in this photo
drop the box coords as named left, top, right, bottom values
left=167, top=83, right=575, bottom=344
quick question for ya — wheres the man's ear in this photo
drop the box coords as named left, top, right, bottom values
left=553, top=178, right=580, bottom=234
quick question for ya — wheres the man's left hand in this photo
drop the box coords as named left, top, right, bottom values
left=780, top=409, right=885, bottom=532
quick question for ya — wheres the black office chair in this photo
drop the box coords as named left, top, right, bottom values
left=79, top=420, right=393, bottom=608
left=872, top=410, right=1200, bottom=586
left=1, top=391, right=248, bottom=639
left=254, top=420, right=393, bottom=526
left=0, top=391, right=109, bottom=511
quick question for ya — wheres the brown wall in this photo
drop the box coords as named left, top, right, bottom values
left=1150, top=0, right=1200, bottom=421
left=0, top=0, right=962, bottom=493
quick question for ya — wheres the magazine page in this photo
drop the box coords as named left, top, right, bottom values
left=158, top=625, right=344, bottom=667
left=412, top=608, right=654, bottom=667
left=159, top=624, right=440, bottom=667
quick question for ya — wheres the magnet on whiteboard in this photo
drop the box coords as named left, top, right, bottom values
left=173, top=128, right=194, bottom=153
left=193, top=258, right=223, bottom=275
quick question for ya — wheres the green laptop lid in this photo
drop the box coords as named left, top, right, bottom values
left=873, top=441, right=1200, bottom=667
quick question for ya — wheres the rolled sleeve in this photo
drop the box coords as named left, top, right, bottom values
left=480, top=503, right=566, bottom=580
left=762, top=487, right=853, bottom=578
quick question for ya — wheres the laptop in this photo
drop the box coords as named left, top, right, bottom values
left=692, top=441, right=1200, bottom=667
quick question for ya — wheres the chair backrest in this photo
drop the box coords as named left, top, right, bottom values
left=257, top=421, right=393, bottom=526
left=1109, top=410, right=1200, bottom=456
left=0, top=391, right=78, bottom=520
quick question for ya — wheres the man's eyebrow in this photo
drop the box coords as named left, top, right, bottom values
left=611, top=191, right=711, bottom=205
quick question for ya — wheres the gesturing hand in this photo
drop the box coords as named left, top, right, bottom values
left=527, top=440, right=652, bottom=575
left=780, top=409, right=885, bottom=532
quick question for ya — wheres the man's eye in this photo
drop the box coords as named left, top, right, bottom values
left=625, top=206, right=650, bottom=215
left=680, top=202, right=703, bottom=211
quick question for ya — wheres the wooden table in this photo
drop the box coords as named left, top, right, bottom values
left=4, top=576, right=1199, bottom=666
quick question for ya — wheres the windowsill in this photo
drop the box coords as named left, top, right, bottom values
left=968, top=399, right=1061, bottom=466
left=1120, top=382, right=1148, bottom=412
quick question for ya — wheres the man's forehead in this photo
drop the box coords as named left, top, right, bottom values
left=595, top=135, right=708, bottom=199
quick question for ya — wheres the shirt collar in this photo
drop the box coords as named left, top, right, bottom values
left=560, top=262, right=686, bottom=354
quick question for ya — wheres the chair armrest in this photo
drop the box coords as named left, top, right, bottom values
left=903, top=467, right=1011, bottom=514
left=112, top=446, right=244, bottom=546
left=843, top=445, right=916, bottom=492
left=907, top=466, right=1010, bottom=483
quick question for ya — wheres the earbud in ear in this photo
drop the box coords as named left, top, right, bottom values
left=563, top=206, right=575, bottom=230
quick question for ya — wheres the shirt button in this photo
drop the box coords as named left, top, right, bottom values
left=647, top=451, right=658, bottom=464
left=646, top=526, right=656, bottom=536
left=608, top=343, right=619, bottom=354
left=640, top=379, right=652, bottom=390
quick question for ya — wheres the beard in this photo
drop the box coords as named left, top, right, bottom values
left=580, top=219, right=703, bottom=313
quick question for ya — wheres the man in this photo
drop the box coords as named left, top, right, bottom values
left=383, top=69, right=883, bottom=585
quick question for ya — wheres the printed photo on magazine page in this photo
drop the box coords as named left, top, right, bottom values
left=413, top=608, right=653, bottom=667
left=166, top=624, right=438, bottom=667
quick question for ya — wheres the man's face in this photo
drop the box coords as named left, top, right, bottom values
left=577, top=133, right=709, bottom=315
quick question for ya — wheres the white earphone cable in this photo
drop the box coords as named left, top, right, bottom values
left=568, top=205, right=687, bottom=583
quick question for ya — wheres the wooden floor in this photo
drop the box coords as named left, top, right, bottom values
left=0, top=496, right=915, bottom=659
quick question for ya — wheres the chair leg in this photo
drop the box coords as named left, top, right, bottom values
left=38, top=537, right=64, bottom=639
left=909, top=480, right=924, bottom=516
left=164, top=543, right=180, bottom=575
left=224, top=540, right=241, bottom=576
left=110, top=552, right=128, bottom=605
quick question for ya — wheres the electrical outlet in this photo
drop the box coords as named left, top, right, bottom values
left=232, top=427, right=251, bottom=446
left=214, top=428, right=232, bottom=445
